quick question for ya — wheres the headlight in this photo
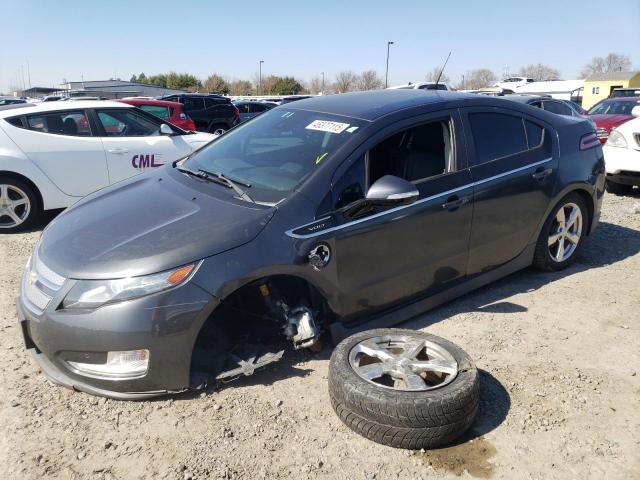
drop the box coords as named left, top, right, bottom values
left=62, top=263, right=197, bottom=310
left=605, top=129, right=627, bottom=148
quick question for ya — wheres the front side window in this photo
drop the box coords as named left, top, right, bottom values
left=96, top=109, right=161, bottom=137
left=138, top=104, right=171, bottom=120
left=469, top=113, right=528, bottom=164
left=235, top=104, right=250, bottom=114
left=333, top=119, right=454, bottom=209
left=26, top=110, right=91, bottom=136
left=184, top=109, right=365, bottom=203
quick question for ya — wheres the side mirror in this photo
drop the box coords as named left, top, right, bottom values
left=366, top=175, right=419, bottom=205
left=160, top=124, right=174, bottom=135
left=631, top=105, right=640, bottom=117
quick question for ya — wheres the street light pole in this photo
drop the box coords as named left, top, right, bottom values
left=385, top=41, right=394, bottom=88
left=259, top=60, right=264, bottom=96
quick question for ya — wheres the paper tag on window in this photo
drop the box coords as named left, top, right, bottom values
left=305, top=120, right=350, bottom=134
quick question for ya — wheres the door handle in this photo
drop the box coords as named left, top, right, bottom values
left=107, top=148, right=129, bottom=154
left=532, top=167, right=553, bottom=181
left=442, top=195, right=469, bottom=211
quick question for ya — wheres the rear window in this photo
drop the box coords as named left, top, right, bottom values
left=138, top=104, right=171, bottom=119
left=469, top=112, right=528, bottom=164
left=543, top=101, right=573, bottom=116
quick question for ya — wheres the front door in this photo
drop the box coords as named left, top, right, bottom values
left=319, top=111, right=473, bottom=318
left=93, top=108, right=195, bottom=185
left=462, top=107, right=559, bottom=276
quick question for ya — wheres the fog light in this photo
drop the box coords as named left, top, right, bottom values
left=67, top=349, right=149, bottom=380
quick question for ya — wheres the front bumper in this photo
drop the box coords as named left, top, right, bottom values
left=603, top=145, right=640, bottom=185
left=17, top=281, right=218, bottom=400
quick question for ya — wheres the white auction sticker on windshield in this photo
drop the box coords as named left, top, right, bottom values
left=305, top=120, right=350, bottom=134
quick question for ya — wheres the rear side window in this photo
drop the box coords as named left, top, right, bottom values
left=26, top=111, right=91, bottom=136
left=138, top=104, right=171, bottom=119
left=543, top=101, right=572, bottom=116
left=183, top=98, right=205, bottom=111
left=469, top=113, right=527, bottom=164
left=236, top=104, right=250, bottom=114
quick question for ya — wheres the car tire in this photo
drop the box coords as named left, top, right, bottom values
left=605, top=180, right=633, bottom=195
left=0, top=177, right=41, bottom=233
left=533, top=192, right=588, bottom=271
left=328, top=328, right=479, bottom=450
left=209, top=124, right=227, bottom=135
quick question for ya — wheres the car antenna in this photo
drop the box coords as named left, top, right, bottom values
left=435, top=51, right=452, bottom=88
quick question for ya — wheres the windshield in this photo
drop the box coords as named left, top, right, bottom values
left=184, top=108, right=365, bottom=203
left=588, top=100, right=640, bottom=115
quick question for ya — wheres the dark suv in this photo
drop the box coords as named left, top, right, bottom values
left=160, top=93, right=240, bottom=134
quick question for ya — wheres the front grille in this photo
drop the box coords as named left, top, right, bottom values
left=21, top=250, right=66, bottom=315
left=595, top=128, right=609, bottom=138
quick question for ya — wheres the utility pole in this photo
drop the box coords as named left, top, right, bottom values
left=321, top=72, right=324, bottom=94
left=385, top=41, right=394, bottom=88
left=259, top=60, right=264, bottom=96
left=461, top=74, right=465, bottom=90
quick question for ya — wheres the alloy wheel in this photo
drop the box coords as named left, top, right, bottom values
left=547, top=202, right=583, bottom=263
left=348, top=334, right=458, bottom=391
left=0, top=184, right=31, bottom=229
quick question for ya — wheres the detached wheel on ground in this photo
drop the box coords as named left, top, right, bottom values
left=0, top=177, right=40, bottom=233
left=328, top=328, right=479, bottom=450
left=533, top=192, right=587, bottom=271
left=605, top=180, right=633, bottom=195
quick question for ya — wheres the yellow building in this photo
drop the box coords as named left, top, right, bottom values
left=582, top=71, right=640, bottom=109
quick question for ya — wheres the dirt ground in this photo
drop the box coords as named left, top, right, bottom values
left=1, top=192, right=639, bottom=480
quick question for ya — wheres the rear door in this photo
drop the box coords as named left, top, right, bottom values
left=462, top=107, right=559, bottom=275
left=93, top=108, right=194, bottom=184
left=7, top=109, right=108, bottom=196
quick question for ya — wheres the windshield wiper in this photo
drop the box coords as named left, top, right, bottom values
left=197, top=169, right=254, bottom=203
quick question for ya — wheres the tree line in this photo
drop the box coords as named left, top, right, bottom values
left=129, top=52, right=633, bottom=95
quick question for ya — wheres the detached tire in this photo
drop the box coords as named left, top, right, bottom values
left=328, top=329, right=478, bottom=450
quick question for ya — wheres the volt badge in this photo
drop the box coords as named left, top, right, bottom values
left=308, top=243, right=331, bottom=270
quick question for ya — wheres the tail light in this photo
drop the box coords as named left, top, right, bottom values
left=579, top=132, right=600, bottom=150
left=234, top=106, right=240, bottom=118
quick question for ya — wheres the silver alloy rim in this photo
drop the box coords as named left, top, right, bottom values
left=548, top=202, right=583, bottom=263
left=0, top=184, right=31, bottom=229
left=213, top=128, right=226, bottom=135
left=348, top=334, right=458, bottom=391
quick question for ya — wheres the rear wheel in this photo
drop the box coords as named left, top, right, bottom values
left=209, top=124, right=228, bottom=136
left=0, top=177, right=40, bottom=233
left=533, top=193, right=587, bottom=271
left=605, top=180, right=633, bottom=195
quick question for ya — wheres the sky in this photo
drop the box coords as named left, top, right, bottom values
left=1, top=0, right=639, bottom=93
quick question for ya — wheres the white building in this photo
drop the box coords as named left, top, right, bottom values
left=513, top=80, right=584, bottom=103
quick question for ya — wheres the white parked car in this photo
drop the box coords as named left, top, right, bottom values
left=492, top=77, right=534, bottom=91
left=0, top=101, right=215, bottom=232
left=602, top=106, right=640, bottom=195
left=387, top=82, right=452, bottom=91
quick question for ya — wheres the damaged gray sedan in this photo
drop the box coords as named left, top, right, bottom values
left=17, top=90, right=604, bottom=399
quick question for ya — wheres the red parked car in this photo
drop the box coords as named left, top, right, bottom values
left=117, top=98, right=196, bottom=131
left=587, top=97, right=640, bottom=143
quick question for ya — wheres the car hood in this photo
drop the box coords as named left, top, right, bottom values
left=183, top=132, right=216, bottom=148
left=37, top=168, right=275, bottom=280
left=590, top=114, right=634, bottom=130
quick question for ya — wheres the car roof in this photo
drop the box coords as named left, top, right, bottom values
left=599, top=97, right=640, bottom=102
left=118, top=98, right=183, bottom=108
left=0, top=100, right=130, bottom=118
left=503, top=95, right=546, bottom=104
left=283, top=90, right=480, bottom=121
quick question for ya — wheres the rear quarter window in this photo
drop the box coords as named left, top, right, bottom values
left=4, top=116, right=25, bottom=128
